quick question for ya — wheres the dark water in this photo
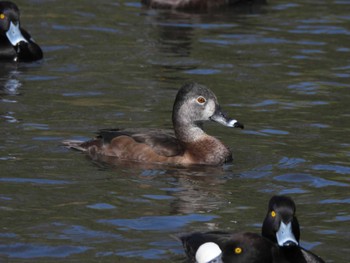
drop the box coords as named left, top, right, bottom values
left=1, top=0, right=349, bottom=262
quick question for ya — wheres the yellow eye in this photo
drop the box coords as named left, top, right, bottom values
left=196, top=96, right=206, bottom=104
left=271, top=211, right=276, bottom=217
left=0, top=14, right=5, bottom=19
left=234, top=247, right=242, bottom=254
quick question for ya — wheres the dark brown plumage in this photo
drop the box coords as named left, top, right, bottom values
left=178, top=196, right=325, bottom=263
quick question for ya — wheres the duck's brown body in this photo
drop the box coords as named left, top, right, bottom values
left=68, top=131, right=232, bottom=165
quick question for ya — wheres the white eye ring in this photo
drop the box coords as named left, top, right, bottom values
left=196, top=96, right=206, bottom=104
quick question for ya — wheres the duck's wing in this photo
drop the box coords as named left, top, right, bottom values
left=98, top=128, right=183, bottom=157
left=16, top=28, right=43, bottom=61
left=300, top=248, right=325, bottom=263
left=278, top=246, right=325, bottom=263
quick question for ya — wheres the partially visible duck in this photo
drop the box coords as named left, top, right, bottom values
left=63, top=82, right=244, bottom=166
left=180, top=231, right=278, bottom=263
left=141, top=0, right=265, bottom=10
left=178, top=195, right=325, bottom=263
left=0, top=1, right=43, bottom=62
left=261, top=195, right=325, bottom=263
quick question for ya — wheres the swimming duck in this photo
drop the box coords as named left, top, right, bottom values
left=179, top=195, right=325, bottom=263
left=261, top=195, right=325, bottom=263
left=0, top=1, right=43, bottom=62
left=63, top=82, right=243, bottom=166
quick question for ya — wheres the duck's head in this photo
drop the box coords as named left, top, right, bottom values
left=195, top=242, right=223, bottom=263
left=172, top=82, right=243, bottom=140
left=262, top=195, right=300, bottom=247
left=0, top=1, right=27, bottom=46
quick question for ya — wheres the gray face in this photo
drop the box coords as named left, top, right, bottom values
left=187, top=94, right=240, bottom=128
left=189, top=95, right=217, bottom=122
left=172, top=82, right=244, bottom=130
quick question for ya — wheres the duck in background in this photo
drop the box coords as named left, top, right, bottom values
left=141, top=0, right=267, bottom=11
left=0, top=1, right=43, bottom=62
left=179, top=195, right=325, bottom=263
left=63, top=82, right=244, bottom=166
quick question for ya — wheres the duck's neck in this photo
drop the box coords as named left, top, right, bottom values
left=173, top=120, right=206, bottom=143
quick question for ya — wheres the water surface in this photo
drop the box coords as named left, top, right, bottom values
left=1, top=0, right=349, bottom=262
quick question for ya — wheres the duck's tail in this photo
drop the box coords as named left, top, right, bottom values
left=62, top=140, right=88, bottom=152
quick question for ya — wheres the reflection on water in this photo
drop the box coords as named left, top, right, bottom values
left=0, top=0, right=349, bottom=262
left=0, top=64, right=22, bottom=123
left=91, top=160, right=231, bottom=214
left=2, top=75, right=22, bottom=96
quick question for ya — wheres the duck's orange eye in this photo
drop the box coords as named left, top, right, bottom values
left=0, top=14, right=5, bottom=20
left=234, top=247, right=242, bottom=254
left=196, top=96, right=206, bottom=104
left=271, top=211, right=276, bottom=217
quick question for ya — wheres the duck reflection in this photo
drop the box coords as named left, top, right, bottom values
left=140, top=1, right=267, bottom=80
left=0, top=63, right=23, bottom=123
left=151, top=11, right=195, bottom=58
left=89, top=156, right=230, bottom=214
left=141, top=0, right=267, bottom=11
left=0, top=63, right=22, bottom=97
left=168, top=168, right=229, bottom=214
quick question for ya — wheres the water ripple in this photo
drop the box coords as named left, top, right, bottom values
left=98, top=214, right=217, bottom=231
left=52, top=24, right=120, bottom=33
left=289, top=25, right=350, bottom=35
left=184, top=68, right=221, bottom=75
left=260, top=129, right=289, bottom=135
left=274, top=173, right=348, bottom=188
left=201, top=34, right=289, bottom=46
left=319, top=198, right=350, bottom=204
left=116, top=248, right=166, bottom=259
left=277, top=157, right=307, bottom=169
left=0, top=243, right=90, bottom=259
left=312, top=164, right=350, bottom=175
left=0, top=177, right=71, bottom=185
left=86, top=203, right=117, bottom=210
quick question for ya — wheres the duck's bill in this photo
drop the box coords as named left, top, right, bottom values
left=6, top=22, right=28, bottom=46
left=210, top=111, right=244, bottom=129
left=276, top=222, right=299, bottom=247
